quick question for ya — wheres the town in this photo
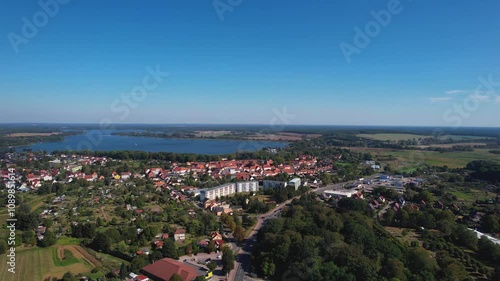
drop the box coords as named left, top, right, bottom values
left=1, top=142, right=499, bottom=281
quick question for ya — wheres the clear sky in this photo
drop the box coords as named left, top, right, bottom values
left=1, top=0, right=499, bottom=126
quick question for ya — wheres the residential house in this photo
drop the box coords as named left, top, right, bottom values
left=174, top=229, right=186, bottom=242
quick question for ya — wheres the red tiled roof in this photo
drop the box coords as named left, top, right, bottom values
left=141, top=258, right=202, bottom=281
left=174, top=229, right=185, bottom=235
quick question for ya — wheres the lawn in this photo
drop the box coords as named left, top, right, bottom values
left=56, top=237, right=82, bottom=246
left=0, top=246, right=91, bottom=281
left=449, top=191, right=475, bottom=201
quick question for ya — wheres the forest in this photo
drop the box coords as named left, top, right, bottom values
left=252, top=194, right=500, bottom=281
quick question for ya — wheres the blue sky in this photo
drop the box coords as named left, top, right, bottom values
left=1, top=0, right=499, bottom=126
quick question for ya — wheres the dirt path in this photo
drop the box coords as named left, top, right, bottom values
left=100, top=206, right=111, bottom=221
left=67, top=245, right=102, bottom=267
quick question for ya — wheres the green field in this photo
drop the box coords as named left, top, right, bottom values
left=0, top=246, right=92, bottom=281
left=53, top=248, right=79, bottom=266
left=440, top=135, right=492, bottom=141
left=357, top=133, right=429, bottom=141
left=56, top=237, right=82, bottom=246
left=449, top=189, right=496, bottom=203
left=349, top=148, right=500, bottom=168
left=358, top=133, right=491, bottom=142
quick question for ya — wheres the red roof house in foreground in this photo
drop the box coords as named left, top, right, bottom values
left=141, top=258, right=204, bottom=281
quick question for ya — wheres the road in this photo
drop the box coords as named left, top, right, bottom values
left=228, top=175, right=380, bottom=281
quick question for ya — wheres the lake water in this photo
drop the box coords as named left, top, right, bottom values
left=16, top=130, right=288, bottom=155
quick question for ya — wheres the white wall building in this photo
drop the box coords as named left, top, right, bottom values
left=200, top=181, right=259, bottom=201
left=236, top=181, right=259, bottom=193
left=323, top=189, right=359, bottom=199
left=288, top=178, right=301, bottom=190
left=263, top=180, right=287, bottom=189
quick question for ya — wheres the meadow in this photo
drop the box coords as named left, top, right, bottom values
left=0, top=245, right=94, bottom=281
left=347, top=147, right=500, bottom=169
left=357, top=133, right=429, bottom=141
left=357, top=133, right=491, bottom=142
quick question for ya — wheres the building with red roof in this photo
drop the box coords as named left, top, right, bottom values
left=141, top=258, right=205, bottom=281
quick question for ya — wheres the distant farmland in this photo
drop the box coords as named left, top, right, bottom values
left=357, top=133, right=430, bottom=141
left=357, top=133, right=491, bottom=142
left=346, top=147, right=500, bottom=169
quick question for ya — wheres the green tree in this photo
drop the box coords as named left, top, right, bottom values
left=92, top=232, right=112, bottom=252
left=162, top=239, right=178, bottom=259
left=233, top=226, right=245, bottom=243
left=130, top=255, right=148, bottom=272
left=222, top=246, right=235, bottom=274
left=207, top=240, right=216, bottom=254
left=17, top=203, right=40, bottom=231
left=383, top=258, right=406, bottom=280
left=194, top=276, right=206, bottom=281
left=107, top=227, right=122, bottom=243
left=262, top=259, right=276, bottom=277
left=207, top=261, right=217, bottom=272
left=38, top=230, right=56, bottom=247
left=62, top=271, right=77, bottom=281
left=150, top=249, right=164, bottom=263
left=407, top=248, right=438, bottom=275
left=169, top=273, right=184, bottom=281
left=21, top=230, right=36, bottom=245
left=482, top=214, right=500, bottom=233
left=119, top=262, right=128, bottom=279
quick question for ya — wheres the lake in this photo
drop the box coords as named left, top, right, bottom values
left=16, top=130, right=288, bottom=155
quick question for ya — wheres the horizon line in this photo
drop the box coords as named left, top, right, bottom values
left=1, top=122, right=500, bottom=129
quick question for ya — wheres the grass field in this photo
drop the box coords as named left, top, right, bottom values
left=347, top=147, right=500, bottom=168
left=0, top=245, right=93, bottom=281
left=384, top=226, right=422, bottom=246
left=449, top=189, right=496, bottom=203
left=56, top=237, right=82, bottom=246
left=358, top=133, right=429, bottom=141
left=53, top=248, right=79, bottom=266
left=440, top=135, right=492, bottom=141
left=358, top=133, right=492, bottom=142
